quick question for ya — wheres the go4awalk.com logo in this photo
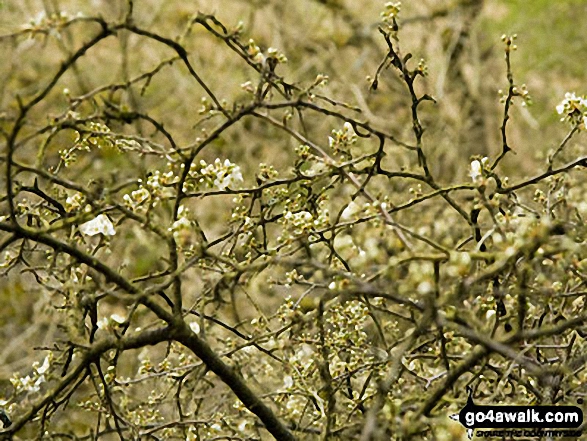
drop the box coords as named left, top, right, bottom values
left=449, top=387, right=583, bottom=439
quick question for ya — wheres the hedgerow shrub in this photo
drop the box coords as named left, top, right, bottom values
left=1, top=1, right=587, bottom=440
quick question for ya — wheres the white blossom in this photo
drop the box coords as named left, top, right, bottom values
left=215, top=163, right=243, bottom=190
left=79, top=214, right=115, bottom=236
left=97, top=314, right=125, bottom=330
left=197, top=158, right=244, bottom=191
left=123, top=187, right=150, bottom=208
left=65, top=193, right=85, bottom=212
left=283, top=375, right=294, bottom=388
left=341, top=200, right=361, bottom=221
left=110, top=314, right=125, bottom=324
left=170, top=216, right=191, bottom=233
left=23, top=375, right=41, bottom=392
left=36, top=356, right=50, bottom=375
left=556, top=92, right=587, bottom=124
left=240, top=81, right=255, bottom=93
left=417, top=281, right=433, bottom=295
left=469, top=158, right=487, bottom=182
left=303, top=162, right=326, bottom=177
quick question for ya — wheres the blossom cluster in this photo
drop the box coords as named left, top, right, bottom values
left=65, top=192, right=85, bottom=212
left=328, top=122, right=357, bottom=156
left=24, top=10, right=72, bottom=31
left=188, top=158, right=244, bottom=192
left=123, top=168, right=176, bottom=211
left=58, top=121, right=115, bottom=168
left=556, top=92, right=587, bottom=127
left=9, top=354, right=52, bottom=396
left=278, top=199, right=330, bottom=243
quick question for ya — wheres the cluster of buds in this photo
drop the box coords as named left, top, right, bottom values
left=123, top=187, right=150, bottom=210
left=328, top=122, right=357, bottom=155
left=256, top=162, right=279, bottom=183
left=198, top=97, right=213, bottom=115
left=499, top=84, right=532, bottom=107
left=501, top=33, right=518, bottom=52
left=76, top=121, right=114, bottom=150
left=381, top=2, right=401, bottom=32
left=57, top=120, right=113, bottom=168
left=24, top=10, right=72, bottom=32
left=123, top=168, right=176, bottom=211
left=277, top=195, right=330, bottom=243
left=247, top=39, right=288, bottom=67
left=416, top=58, right=428, bottom=77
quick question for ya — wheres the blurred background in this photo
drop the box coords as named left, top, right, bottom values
left=2, top=0, right=587, bottom=175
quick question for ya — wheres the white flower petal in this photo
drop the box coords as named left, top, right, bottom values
left=417, top=281, right=433, bottom=294
left=469, top=160, right=482, bottom=182
left=110, top=314, right=125, bottom=324
left=37, top=356, right=50, bottom=374
left=283, top=375, right=294, bottom=388
left=79, top=214, right=116, bottom=236
left=341, top=201, right=361, bottom=221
